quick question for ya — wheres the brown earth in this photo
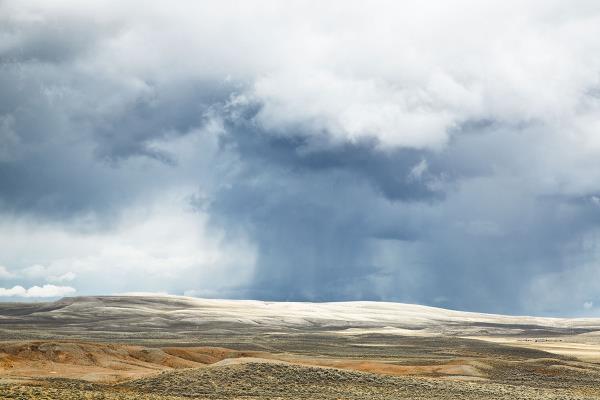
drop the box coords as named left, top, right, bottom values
left=0, top=340, right=490, bottom=383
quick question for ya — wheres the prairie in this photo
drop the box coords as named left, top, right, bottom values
left=1, top=295, right=600, bottom=399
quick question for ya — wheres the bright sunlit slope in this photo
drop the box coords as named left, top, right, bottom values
left=2, top=295, right=599, bottom=338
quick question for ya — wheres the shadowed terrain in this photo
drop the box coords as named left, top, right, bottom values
left=1, top=295, right=600, bottom=399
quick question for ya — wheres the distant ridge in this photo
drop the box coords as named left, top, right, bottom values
left=1, top=295, right=599, bottom=341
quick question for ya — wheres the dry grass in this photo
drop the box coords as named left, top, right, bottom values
left=2, top=296, right=600, bottom=399
left=3, top=360, right=600, bottom=400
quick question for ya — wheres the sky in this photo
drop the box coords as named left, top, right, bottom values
left=1, top=1, right=600, bottom=316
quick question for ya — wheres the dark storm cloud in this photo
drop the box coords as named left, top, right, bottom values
left=92, top=81, right=229, bottom=164
left=207, top=170, right=424, bottom=302
left=201, top=104, right=445, bottom=302
left=0, top=25, right=229, bottom=220
left=221, top=105, right=445, bottom=202
left=199, top=109, right=600, bottom=313
left=0, top=11, right=123, bottom=218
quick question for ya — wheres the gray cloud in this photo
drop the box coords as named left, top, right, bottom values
left=2, top=1, right=600, bottom=315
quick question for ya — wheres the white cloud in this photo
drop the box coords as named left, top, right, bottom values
left=408, top=159, right=428, bottom=181
left=0, top=264, right=75, bottom=285
left=5, top=0, right=600, bottom=154
left=0, top=192, right=256, bottom=296
left=0, top=284, right=75, bottom=298
left=584, top=301, right=594, bottom=310
left=249, top=71, right=456, bottom=149
left=18, top=265, right=76, bottom=283
left=37, top=0, right=600, bottom=197
left=0, top=265, right=17, bottom=279
left=48, top=272, right=76, bottom=283
left=22, top=264, right=48, bottom=279
left=2, top=0, right=600, bottom=196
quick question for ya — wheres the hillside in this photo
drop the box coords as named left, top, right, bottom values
left=1, top=295, right=599, bottom=341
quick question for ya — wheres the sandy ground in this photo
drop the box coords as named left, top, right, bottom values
left=467, top=335, right=600, bottom=362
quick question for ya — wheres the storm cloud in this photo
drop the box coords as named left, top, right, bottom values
left=2, top=0, right=600, bottom=315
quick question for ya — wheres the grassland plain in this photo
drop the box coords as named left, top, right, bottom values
left=1, top=295, right=600, bottom=399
